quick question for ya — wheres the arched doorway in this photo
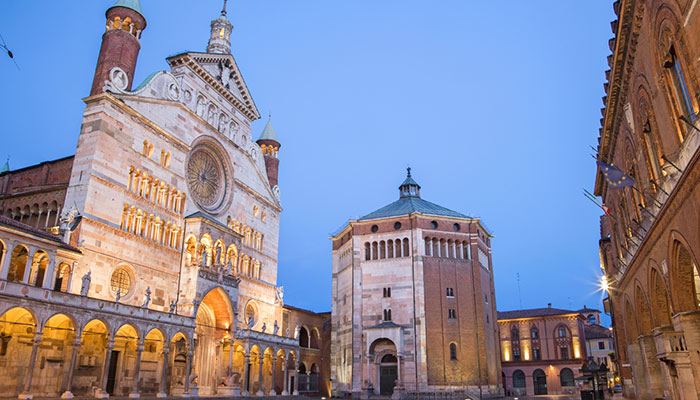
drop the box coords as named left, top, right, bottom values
left=379, top=354, right=397, bottom=395
left=512, top=370, right=526, bottom=396
left=195, top=287, right=233, bottom=395
left=533, top=369, right=547, bottom=395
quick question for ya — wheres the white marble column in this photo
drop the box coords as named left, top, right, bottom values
left=42, top=258, right=56, bottom=289
left=18, top=331, right=43, bottom=399
left=269, top=356, right=277, bottom=396
left=281, top=356, right=289, bottom=395
left=0, top=244, right=10, bottom=279
left=21, top=247, right=34, bottom=284
left=61, top=335, right=82, bottom=399
left=256, top=356, right=264, bottom=396
left=157, top=347, right=169, bottom=398
left=292, top=360, right=299, bottom=396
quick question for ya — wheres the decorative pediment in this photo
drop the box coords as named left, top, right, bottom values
left=167, top=52, right=260, bottom=121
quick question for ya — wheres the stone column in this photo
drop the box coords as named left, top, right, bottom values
left=183, top=348, right=192, bottom=397
left=228, top=337, right=234, bottom=376
left=21, top=247, right=34, bottom=284
left=242, top=354, right=251, bottom=396
left=306, top=371, right=311, bottom=391
left=396, top=353, right=402, bottom=385
left=42, top=258, right=56, bottom=289
left=269, top=356, right=277, bottom=396
left=98, top=338, right=115, bottom=398
left=292, top=360, right=299, bottom=396
left=366, top=352, right=371, bottom=388
left=256, top=356, right=264, bottom=396
left=18, top=331, right=43, bottom=399
left=0, top=245, right=10, bottom=279
left=157, top=347, right=169, bottom=398
left=129, top=343, right=144, bottom=398
left=282, top=356, right=289, bottom=395
left=61, top=335, right=82, bottom=399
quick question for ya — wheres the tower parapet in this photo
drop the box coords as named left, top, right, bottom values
left=90, top=0, right=146, bottom=96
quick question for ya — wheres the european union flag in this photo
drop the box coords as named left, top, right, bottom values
left=597, top=161, right=635, bottom=188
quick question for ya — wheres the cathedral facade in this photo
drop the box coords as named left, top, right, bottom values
left=330, top=171, right=502, bottom=398
left=0, top=1, right=329, bottom=398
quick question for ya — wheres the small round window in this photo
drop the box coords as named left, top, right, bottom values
left=371, top=225, right=379, bottom=233
left=430, top=221, right=438, bottom=229
left=110, top=267, right=132, bottom=296
left=453, top=223, right=461, bottom=231
left=394, top=222, right=402, bottom=230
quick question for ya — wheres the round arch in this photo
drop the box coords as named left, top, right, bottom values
left=649, top=264, right=673, bottom=326
left=634, top=282, right=654, bottom=334
left=669, top=233, right=700, bottom=312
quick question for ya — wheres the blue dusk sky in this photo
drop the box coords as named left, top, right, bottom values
left=0, top=1, right=614, bottom=321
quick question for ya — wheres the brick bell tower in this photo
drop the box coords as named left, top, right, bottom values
left=256, top=118, right=281, bottom=187
left=90, top=0, right=146, bottom=95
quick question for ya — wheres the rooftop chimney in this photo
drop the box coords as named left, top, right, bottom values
left=548, top=303, right=552, bottom=308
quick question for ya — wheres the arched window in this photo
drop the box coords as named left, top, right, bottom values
left=8, top=245, right=29, bottom=283
left=299, top=327, right=309, bottom=348
left=513, top=370, right=526, bottom=388
left=365, top=242, right=371, bottom=261
left=558, top=326, right=567, bottom=338
left=531, top=327, right=539, bottom=339
left=560, top=368, right=575, bottom=387
left=383, top=309, right=392, bottom=321
left=403, top=238, right=409, bottom=256
left=372, top=242, right=378, bottom=260
left=511, top=327, right=519, bottom=340
left=664, top=45, right=696, bottom=126
left=449, top=343, right=457, bottom=360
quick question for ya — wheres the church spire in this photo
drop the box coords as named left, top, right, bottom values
left=256, top=117, right=281, bottom=187
left=399, top=167, right=421, bottom=198
left=206, top=0, right=234, bottom=54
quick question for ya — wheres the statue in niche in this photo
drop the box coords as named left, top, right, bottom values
left=227, top=258, right=233, bottom=274
left=294, top=325, right=300, bottom=339
left=261, top=322, right=267, bottom=333
left=219, top=61, right=232, bottom=89
left=142, top=286, right=152, bottom=308
left=80, top=271, right=91, bottom=296
left=273, top=320, right=279, bottom=335
left=286, top=328, right=290, bottom=338
left=247, top=313, right=255, bottom=329
left=217, top=265, right=224, bottom=283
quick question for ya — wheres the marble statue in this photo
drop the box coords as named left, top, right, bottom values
left=142, top=286, right=151, bottom=308
left=169, top=300, right=177, bottom=313
left=80, top=271, right=91, bottom=296
left=115, top=288, right=121, bottom=303
left=247, top=314, right=255, bottom=329
left=273, top=320, right=279, bottom=335
left=261, top=322, right=266, bottom=333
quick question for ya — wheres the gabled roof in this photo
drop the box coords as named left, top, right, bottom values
left=366, top=321, right=403, bottom=329
left=498, top=307, right=580, bottom=320
left=360, top=197, right=469, bottom=221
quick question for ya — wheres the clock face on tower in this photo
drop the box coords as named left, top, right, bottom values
left=186, top=142, right=230, bottom=213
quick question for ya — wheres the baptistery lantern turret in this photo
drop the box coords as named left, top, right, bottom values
left=207, top=0, right=234, bottom=54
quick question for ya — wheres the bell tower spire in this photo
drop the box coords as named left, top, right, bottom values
left=90, top=0, right=146, bottom=95
left=207, top=0, right=234, bottom=54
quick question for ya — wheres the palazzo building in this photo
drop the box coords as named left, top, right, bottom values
left=330, top=170, right=501, bottom=398
left=0, top=1, right=330, bottom=398
left=595, top=0, right=700, bottom=399
left=498, top=305, right=588, bottom=396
